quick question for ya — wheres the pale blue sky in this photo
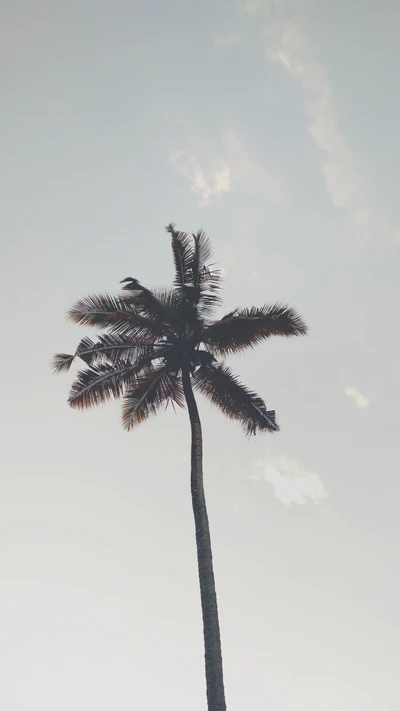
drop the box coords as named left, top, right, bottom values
left=1, top=1, right=399, bottom=709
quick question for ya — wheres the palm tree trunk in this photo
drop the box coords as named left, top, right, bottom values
left=182, top=364, right=227, bottom=711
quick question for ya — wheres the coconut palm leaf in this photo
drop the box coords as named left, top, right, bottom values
left=68, top=343, right=162, bottom=410
left=165, top=223, right=195, bottom=291
left=120, top=286, right=197, bottom=334
left=52, top=352, right=75, bottom=374
left=122, top=364, right=185, bottom=430
left=166, top=224, right=222, bottom=316
left=52, top=337, right=162, bottom=374
left=201, top=303, right=308, bottom=355
left=68, top=362, right=137, bottom=409
left=192, top=229, right=213, bottom=271
left=191, top=229, right=223, bottom=308
left=193, top=362, right=278, bottom=435
left=75, top=334, right=165, bottom=366
left=68, top=293, right=165, bottom=341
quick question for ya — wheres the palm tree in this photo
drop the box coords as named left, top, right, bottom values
left=53, top=224, right=307, bottom=711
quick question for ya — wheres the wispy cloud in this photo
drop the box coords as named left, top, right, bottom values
left=345, top=387, right=369, bottom=409
left=214, top=32, right=238, bottom=49
left=251, top=453, right=328, bottom=506
left=237, top=1, right=400, bottom=247
left=170, top=129, right=283, bottom=207
left=266, top=23, right=371, bottom=240
left=170, top=150, right=231, bottom=207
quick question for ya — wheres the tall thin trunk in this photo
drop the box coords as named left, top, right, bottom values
left=182, top=364, right=227, bottom=711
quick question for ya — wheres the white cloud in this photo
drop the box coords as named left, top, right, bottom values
left=251, top=453, right=329, bottom=506
left=170, top=149, right=231, bottom=207
left=170, top=129, right=283, bottom=207
left=265, top=23, right=371, bottom=240
left=214, top=32, right=238, bottom=49
left=237, top=2, right=399, bottom=247
left=345, top=387, right=369, bottom=409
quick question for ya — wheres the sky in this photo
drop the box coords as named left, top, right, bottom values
left=1, top=0, right=399, bottom=709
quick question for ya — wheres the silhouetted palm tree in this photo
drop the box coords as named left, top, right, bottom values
left=53, top=224, right=307, bottom=711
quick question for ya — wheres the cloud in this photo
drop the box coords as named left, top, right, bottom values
left=170, top=149, right=231, bottom=207
left=170, top=129, right=283, bottom=207
left=214, top=32, right=238, bottom=48
left=345, top=387, right=369, bottom=409
left=251, top=453, right=329, bottom=506
left=236, top=1, right=399, bottom=247
left=265, top=23, right=371, bottom=240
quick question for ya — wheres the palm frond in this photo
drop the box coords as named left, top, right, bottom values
left=191, top=230, right=220, bottom=286
left=68, top=361, right=140, bottom=409
left=195, top=268, right=223, bottom=318
left=122, top=364, right=185, bottom=430
left=165, top=223, right=195, bottom=291
left=52, top=353, right=75, bottom=374
left=166, top=224, right=222, bottom=317
left=193, top=229, right=213, bottom=269
left=191, top=229, right=212, bottom=292
left=200, top=303, right=308, bottom=355
left=120, top=286, right=195, bottom=334
left=68, top=293, right=166, bottom=341
left=75, top=334, right=157, bottom=365
left=68, top=340, right=176, bottom=409
left=193, top=362, right=279, bottom=436
left=186, top=230, right=223, bottom=316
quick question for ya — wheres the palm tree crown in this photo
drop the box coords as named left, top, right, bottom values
left=53, top=224, right=307, bottom=432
